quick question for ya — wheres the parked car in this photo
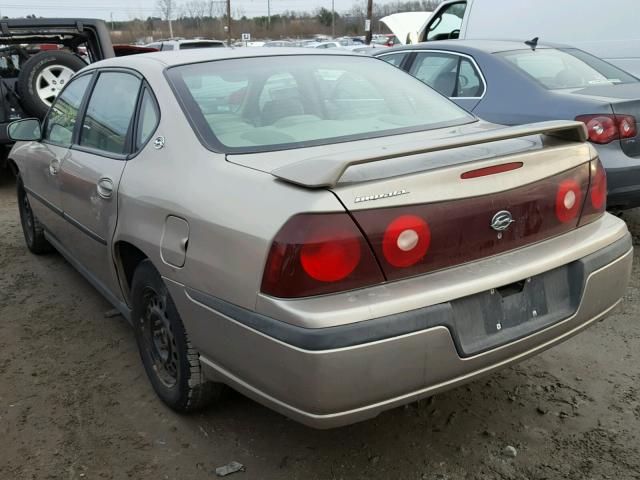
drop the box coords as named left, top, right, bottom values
left=308, top=41, right=342, bottom=49
left=7, top=48, right=631, bottom=428
left=337, top=36, right=365, bottom=44
left=292, top=39, right=317, bottom=47
left=372, top=33, right=402, bottom=47
left=375, top=40, right=640, bottom=210
left=409, top=0, right=640, bottom=77
left=263, top=40, right=294, bottom=48
left=145, top=39, right=225, bottom=50
left=0, top=18, right=115, bottom=174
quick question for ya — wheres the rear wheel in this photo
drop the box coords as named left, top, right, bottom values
left=17, top=181, right=53, bottom=254
left=131, top=260, right=221, bottom=412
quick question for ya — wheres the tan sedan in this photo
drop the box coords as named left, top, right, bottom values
left=7, top=48, right=632, bottom=428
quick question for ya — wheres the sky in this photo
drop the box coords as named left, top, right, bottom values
left=3, top=0, right=396, bottom=21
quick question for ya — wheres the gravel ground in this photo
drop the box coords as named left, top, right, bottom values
left=1, top=171, right=640, bottom=480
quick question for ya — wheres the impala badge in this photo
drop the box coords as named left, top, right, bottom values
left=491, top=210, right=515, bottom=232
left=354, top=189, right=409, bottom=203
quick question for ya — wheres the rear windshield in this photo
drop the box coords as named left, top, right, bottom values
left=166, top=55, right=475, bottom=153
left=498, top=48, right=638, bottom=90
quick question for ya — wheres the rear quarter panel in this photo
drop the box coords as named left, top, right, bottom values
left=114, top=62, right=344, bottom=310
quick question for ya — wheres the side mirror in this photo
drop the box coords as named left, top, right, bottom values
left=8, top=118, right=42, bottom=142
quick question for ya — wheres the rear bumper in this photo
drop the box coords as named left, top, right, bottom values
left=166, top=217, right=632, bottom=429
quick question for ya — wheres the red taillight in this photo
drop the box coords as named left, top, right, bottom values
left=590, top=161, right=607, bottom=209
left=352, top=164, right=590, bottom=282
left=382, top=215, right=431, bottom=267
left=300, top=230, right=361, bottom=282
left=576, top=115, right=618, bottom=144
left=575, top=114, right=637, bottom=144
left=580, top=157, right=607, bottom=226
left=618, top=115, right=637, bottom=139
left=555, top=179, right=582, bottom=223
left=261, top=213, right=384, bottom=298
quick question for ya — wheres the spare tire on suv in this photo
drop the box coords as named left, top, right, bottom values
left=17, top=51, right=87, bottom=119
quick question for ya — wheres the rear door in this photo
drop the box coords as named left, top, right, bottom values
left=407, top=51, right=485, bottom=111
left=22, top=73, right=93, bottom=241
left=58, top=69, right=144, bottom=294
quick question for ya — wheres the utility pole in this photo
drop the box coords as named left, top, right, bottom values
left=110, top=12, right=114, bottom=30
left=331, top=0, right=335, bottom=38
left=365, top=0, right=373, bottom=44
left=226, top=0, right=232, bottom=45
left=267, top=0, right=271, bottom=31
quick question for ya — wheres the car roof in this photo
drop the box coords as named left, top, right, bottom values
left=377, top=39, right=571, bottom=55
left=91, top=47, right=363, bottom=69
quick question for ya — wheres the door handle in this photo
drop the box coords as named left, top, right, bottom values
left=97, top=177, right=114, bottom=199
left=49, top=159, right=60, bottom=175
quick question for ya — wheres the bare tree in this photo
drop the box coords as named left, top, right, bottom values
left=207, top=0, right=225, bottom=18
left=184, top=0, right=207, bottom=19
left=157, top=0, right=176, bottom=37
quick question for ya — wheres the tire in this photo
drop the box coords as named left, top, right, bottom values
left=17, top=180, right=53, bottom=254
left=17, top=51, right=87, bottom=119
left=131, top=260, right=221, bottom=412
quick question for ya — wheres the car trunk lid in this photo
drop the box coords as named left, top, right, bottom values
left=236, top=121, right=602, bottom=287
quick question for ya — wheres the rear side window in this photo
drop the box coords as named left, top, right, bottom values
left=378, top=52, right=408, bottom=67
left=79, top=72, right=141, bottom=154
left=410, top=52, right=458, bottom=94
left=457, top=58, right=484, bottom=97
left=136, top=88, right=160, bottom=150
left=410, top=52, right=484, bottom=98
left=44, top=74, right=92, bottom=146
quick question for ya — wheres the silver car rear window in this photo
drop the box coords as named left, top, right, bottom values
left=166, top=55, right=475, bottom=153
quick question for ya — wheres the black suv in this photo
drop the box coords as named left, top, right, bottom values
left=0, top=18, right=114, bottom=173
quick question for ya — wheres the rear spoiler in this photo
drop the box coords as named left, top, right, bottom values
left=271, top=120, right=588, bottom=188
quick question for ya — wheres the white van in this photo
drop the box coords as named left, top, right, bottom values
left=415, top=0, right=640, bottom=76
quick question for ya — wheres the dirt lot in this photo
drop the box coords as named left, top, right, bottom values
left=1, top=172, right=639, bottom=480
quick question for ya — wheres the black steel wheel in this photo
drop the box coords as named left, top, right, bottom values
left=140, top=288, right=180, bottom=388
left=131, top=260, right=222, bottom=412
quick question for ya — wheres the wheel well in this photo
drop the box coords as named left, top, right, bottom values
left=6, top=157, right=18, bottom=178
left=114, top=241, right=148, bottom=301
